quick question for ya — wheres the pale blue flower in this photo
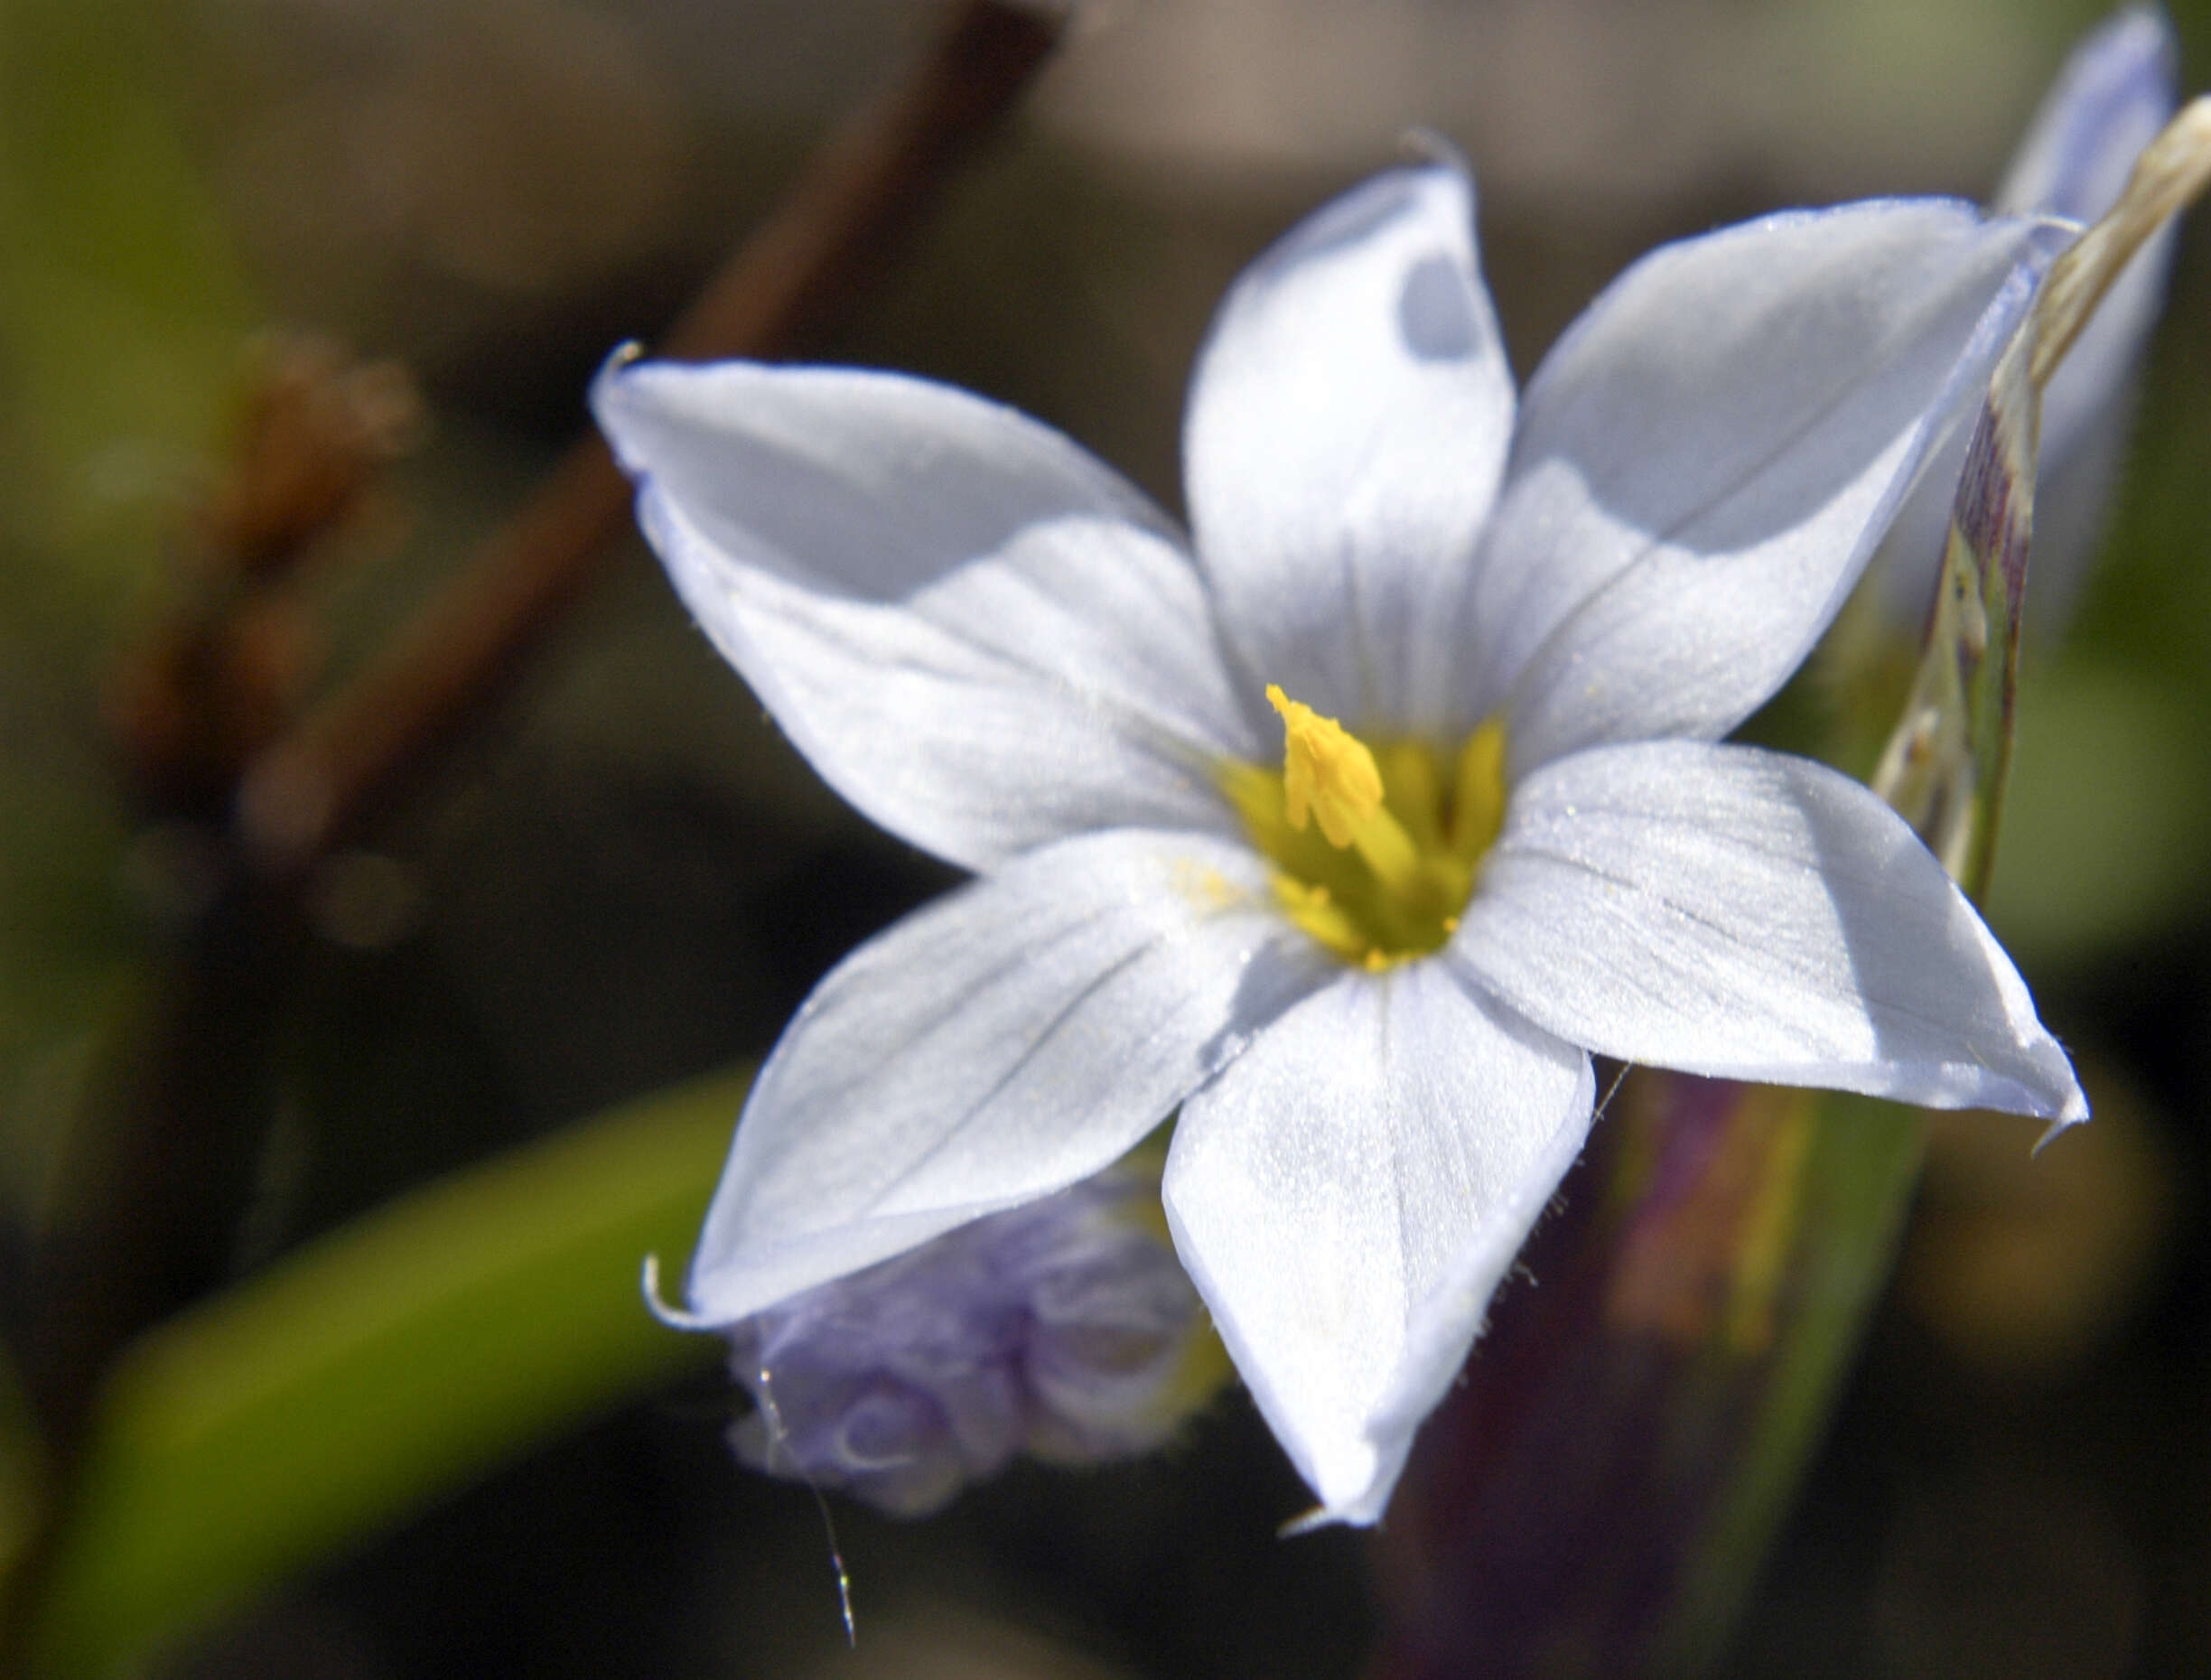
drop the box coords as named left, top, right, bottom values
left=1876, top=5, right=2178, bottom=634
left=597, top=155, right=2085, bottom=1524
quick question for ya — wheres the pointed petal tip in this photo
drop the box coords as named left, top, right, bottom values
left=2007, top=1019, right=2090, bottom=1132
left=1278, top=1487, right=1385, bottom=1535
left=2032, top=1106, right=2087, bottom=1157
left=2042, top=1062, right=2092, bottom=1134
left=1930, top=1031, right=2086, bottom=1138
left=2020, top=1041, right=2091, bottom=1154
left=1395, top=127, right=1470, bottom=182
left=1999, top=5, right=2180, bottom=226
left=641, top=1253, right=717, bottom=1332
left=1268, top=1446, right=1397, bottom=1533
left=2067, top=3, right=2179, bottom=117
left=588, top=338, right=647, bottom=397
left=1293, top=1431, right=1420, bottom=1528
left=2116, top=3, right=2178, bottom=66
left=587, top=341, right=661, bottom=475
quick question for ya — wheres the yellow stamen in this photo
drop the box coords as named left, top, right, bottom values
left=1449, top=717, right=1508, bottom=863
left=1218, top=703, right=1508, bottom=968
left=1265, top=685, right=1420, bottom=889
left=1270, top=875, right=1366, bottom=962
left=1266, top=686, right=1378, bottom=841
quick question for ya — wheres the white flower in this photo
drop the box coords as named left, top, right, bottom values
left=1874, top=5, right=2178, bottom=634
left=595, top=155, right=2085, bottom=1525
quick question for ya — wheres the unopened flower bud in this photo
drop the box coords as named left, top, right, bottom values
left=724, top=1149, right=1227, bottom=1516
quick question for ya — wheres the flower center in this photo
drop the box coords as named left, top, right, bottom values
left=1220, top=686, right=1507, bottom=969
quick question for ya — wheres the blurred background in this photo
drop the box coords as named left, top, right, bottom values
left=0, top=0, right=2207, bottom=1675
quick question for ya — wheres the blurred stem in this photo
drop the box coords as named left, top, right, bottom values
left=1367, top=1080, right=1928, bottom=1680
left=1654, top=1095, right=1926, bottom=1670
left=236, top=0, right=1071, bottom=880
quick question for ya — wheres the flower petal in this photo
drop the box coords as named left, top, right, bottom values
left=686, top=828, right=1331, bottom=1325
left=1164, top=964, right=1594, bottom=1524
left=1467, top=201, right=2068, bottom=772
left=1182, top=158, right=1516, bottom=735
left=1877, top=6, right=2177, bottom=633
left=1452, top=741, right=2086, bottom=1124
left=1994, top=6, right=2178, bottom=227
left=595, top=359, right=1260, bottom=872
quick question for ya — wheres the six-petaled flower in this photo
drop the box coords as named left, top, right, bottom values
left=598, top=141, right=2086, bottom=1523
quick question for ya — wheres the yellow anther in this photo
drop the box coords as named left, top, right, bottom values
left=1264, top=684, right=1420, bottom=891
left=1223, top=701, right=1508, bottom=968
left=1266, top=685, right=1382, bottom=846
left=1449, top=717, right=1508, bottom=863
left=1269, top=875, right=1365, bottom=963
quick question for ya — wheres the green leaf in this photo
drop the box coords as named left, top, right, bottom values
left=25, top=1065, right=745, bottom=1677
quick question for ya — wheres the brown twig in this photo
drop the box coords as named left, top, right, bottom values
left=236, top=0, right=1070, bottom=878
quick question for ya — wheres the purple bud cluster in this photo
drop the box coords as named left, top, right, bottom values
left=724, top=1159, right=1208, bottom=1515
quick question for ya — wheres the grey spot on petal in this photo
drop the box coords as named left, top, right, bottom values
left=1398, top=253, right=1478, bottom=361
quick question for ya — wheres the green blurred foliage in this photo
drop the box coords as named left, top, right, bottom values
left=0, top=0, right=255, bottom=627
left=1983, top=656, right=2211, bottom=965
left=27, top=1063, right=738, bottom=1677
left=0, top=0, right=257, bottom=1218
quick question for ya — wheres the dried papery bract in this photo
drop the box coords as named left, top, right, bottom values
left=1866, top=8, right=2178, bottom=646
left=1879, top=94, right=2211, bottom=890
